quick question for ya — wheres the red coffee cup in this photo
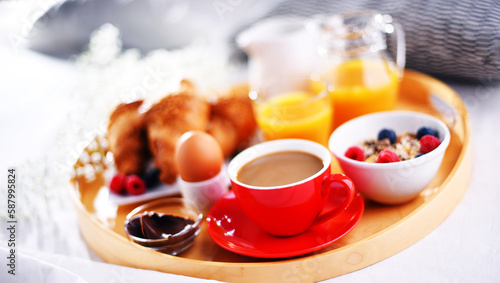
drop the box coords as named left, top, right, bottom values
left=228, top=139, right=356, bottom=236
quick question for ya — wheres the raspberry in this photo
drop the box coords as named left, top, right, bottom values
left=125, top=175, right=147, bottom=195
left=109, top=173, right=127, bottom=194
left=420, top=135, right=441, bottom=154
left=376, top=149, right=400, bottom=163
left=344, top=146, right=365, bottom=161
left=378, top=128, right=397, bottom=144
left=417, top=127, right=438, bottom=140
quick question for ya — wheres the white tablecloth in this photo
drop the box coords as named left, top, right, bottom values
left=0, top=45, right=499, bottom=283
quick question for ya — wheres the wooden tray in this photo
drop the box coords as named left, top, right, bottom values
left=69, top=70, right=472, bottom=282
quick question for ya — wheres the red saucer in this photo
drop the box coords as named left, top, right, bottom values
left=206, top=191, right=364, bottom=258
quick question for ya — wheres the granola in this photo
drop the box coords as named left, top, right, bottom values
left=361, top=132, right=421, bottom=162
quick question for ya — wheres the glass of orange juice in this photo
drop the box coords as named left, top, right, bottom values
left=307, top=10, right=405, bottom=129
left=325, top=57, right=400, bottom=128
left=250, top=79, right=332, bottom=146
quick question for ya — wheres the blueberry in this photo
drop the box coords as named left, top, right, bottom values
left=415, top=153, right=425, bottom=158
left=416, top=127, right=438, bottom=140
left=141, top=168, right=161, bottom=188
left=433, top=130, right=440, bottom=139
left=377, top=128, right=397, bottom=144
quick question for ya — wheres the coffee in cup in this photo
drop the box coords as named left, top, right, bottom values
left=236, top=150, right=323, bottom=187
left=228, top=139, right=356, bottom=236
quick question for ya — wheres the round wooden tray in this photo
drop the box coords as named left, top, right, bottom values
left=69, top=70, right=472, bottom=282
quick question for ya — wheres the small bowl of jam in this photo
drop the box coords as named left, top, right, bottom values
left=124, top=198, right=203, bottom=255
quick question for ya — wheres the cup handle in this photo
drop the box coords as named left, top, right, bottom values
left=315, top=174, right=356, bottom=224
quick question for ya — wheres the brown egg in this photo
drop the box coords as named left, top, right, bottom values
left=175, top=131, right=224, bottom=182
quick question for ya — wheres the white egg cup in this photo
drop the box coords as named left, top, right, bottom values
left=177, top=165, right=229, bottom=213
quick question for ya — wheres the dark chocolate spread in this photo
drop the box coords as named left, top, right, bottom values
left=126, top=211, right=194, bottom=240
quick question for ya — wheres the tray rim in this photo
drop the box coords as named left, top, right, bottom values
left=68, top=69, right=472, bottom=282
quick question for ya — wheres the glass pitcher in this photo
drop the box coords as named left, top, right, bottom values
left=306, top=10, right=405, bottom=129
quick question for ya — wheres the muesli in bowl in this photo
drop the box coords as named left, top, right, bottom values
left=329, top=111, right=450, bottom=204
left=344, top=126, right=442, bottom=163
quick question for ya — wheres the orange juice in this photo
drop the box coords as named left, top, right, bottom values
left=326, top=58, right=400, bottom=129
left=254, top=91, right=332, bottom=146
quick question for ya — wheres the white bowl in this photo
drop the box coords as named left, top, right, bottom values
left=329, top=111, right=451, bottom=204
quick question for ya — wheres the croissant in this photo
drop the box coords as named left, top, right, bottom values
left=207, top=92, right=256, bottom=156
left=107, top=100, right=150, bottom=176
left=107, top=81, right=256, bottom=184
left=143, top=85, right=211, bottom=184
